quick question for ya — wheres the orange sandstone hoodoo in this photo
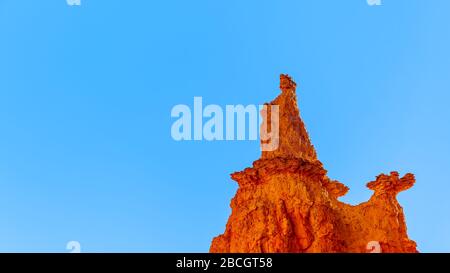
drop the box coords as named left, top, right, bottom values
left=210, top=74, right=417, bottom=253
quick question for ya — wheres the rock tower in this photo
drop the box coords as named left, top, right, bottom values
left=210, top=74, right=417, bottom=253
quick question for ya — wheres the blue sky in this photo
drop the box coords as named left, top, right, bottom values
left=0, top=0, right=449, bottom=252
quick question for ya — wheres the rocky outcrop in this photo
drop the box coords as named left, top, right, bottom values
left=210, top=74, right=417, bottom=253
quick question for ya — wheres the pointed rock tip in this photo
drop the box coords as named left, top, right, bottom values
left=280, top=74, right=297, bottom=93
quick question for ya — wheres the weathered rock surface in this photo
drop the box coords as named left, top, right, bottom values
left=210, top=74, right=417, bottom=253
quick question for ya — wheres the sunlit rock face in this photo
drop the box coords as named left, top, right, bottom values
left=210, top=75, right=417, bottom=253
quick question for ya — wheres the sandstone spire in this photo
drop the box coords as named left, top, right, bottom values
left=261, top=74, right=317, bottom=162
left=210, top=75, right=417, bottom=253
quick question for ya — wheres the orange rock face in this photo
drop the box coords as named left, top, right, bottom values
left=210, top=74, right=417, bottom=253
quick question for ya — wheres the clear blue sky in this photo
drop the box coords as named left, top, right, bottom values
left=0, top=0, right=449, bottom=253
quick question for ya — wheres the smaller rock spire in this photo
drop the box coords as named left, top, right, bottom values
left=367, top=172, right=416, bottom=197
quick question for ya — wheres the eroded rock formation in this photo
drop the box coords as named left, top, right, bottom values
left=210, top=74, right=417, bottom=253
